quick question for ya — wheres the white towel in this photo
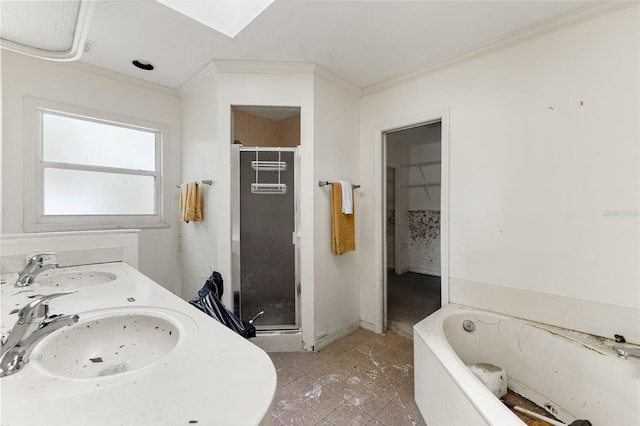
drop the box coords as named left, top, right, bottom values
left=339, top=180, right=353, bottom=214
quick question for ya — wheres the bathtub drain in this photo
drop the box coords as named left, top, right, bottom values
left=463, top=320, right=475, bottom=332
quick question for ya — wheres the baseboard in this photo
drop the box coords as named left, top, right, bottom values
left=314, top=320, right=361, bottom=351
left=409, top=267, right=441, bottom=277
left=395, top=266, right=410, bottom=275
left=359, top=319, right=376, bottom=332
left=251, top=330, right=303, bottom=353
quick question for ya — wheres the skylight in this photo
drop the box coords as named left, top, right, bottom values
left=155, top=0, right=275, bottom=39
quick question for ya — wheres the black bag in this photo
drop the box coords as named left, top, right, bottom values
left=189, top=271, right=256, bottom=339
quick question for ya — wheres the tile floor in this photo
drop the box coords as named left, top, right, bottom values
left=267, top=271, right=441, bottom=425
left=268, top=328, right=426, bottom=425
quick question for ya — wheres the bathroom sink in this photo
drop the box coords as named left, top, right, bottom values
left=38, top=270, right=117, bottom=289
left=31, top=310, right=182, bottom=379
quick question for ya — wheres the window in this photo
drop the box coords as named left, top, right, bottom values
left=24, top=98, right=168, bottom=231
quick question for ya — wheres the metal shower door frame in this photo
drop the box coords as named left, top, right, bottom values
left=231, top=146, right=301, bottom=331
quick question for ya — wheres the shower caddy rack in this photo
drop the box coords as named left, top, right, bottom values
left=251, top=149, right=288, bottom=194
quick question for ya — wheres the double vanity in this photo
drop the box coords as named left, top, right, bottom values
left=1, top=260, right=276, bottom=425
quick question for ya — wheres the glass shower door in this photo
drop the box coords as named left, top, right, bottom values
left=237, top=148, right=298, bottom=329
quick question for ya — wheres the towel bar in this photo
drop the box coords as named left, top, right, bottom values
left=318, top=181, right=361, bottom=189
left=176, top=180, right=213, bottom=188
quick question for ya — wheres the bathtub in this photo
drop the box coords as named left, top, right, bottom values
left=414, top=304, right=640, bottom=425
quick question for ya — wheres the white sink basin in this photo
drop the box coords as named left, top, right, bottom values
left=38, top=270, right=117, bottom=289
left=31, top=309, right=182, bottom=379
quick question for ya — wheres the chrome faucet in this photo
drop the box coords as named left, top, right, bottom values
left=15, top=252, right=58, bottom=287
left=617, top=347, right=640, bottom=360
left=0, top=292, right=79, bottom=377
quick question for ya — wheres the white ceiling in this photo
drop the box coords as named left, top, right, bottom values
left=79, top=0, right=595, bottom=90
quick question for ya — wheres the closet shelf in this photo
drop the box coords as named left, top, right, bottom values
left=401, top=161, right=441, bottom=168
left=402, top=183, right=440, bottom=189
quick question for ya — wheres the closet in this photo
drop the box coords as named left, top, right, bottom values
left=385, top=121, right=442, bottom=336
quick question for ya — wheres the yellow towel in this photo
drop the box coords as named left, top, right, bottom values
left=179, top=182, right=202, bottom=223
left=331, top=182, right=355, bottom=254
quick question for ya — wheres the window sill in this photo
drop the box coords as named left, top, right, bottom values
left=24, top=217, right=170, bottom=233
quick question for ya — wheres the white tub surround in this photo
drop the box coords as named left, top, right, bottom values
left=1, top=262, right=276, bottom=426
left=450, top=278, right=640, bottom=346
left=414, top=304, right=640, bottom=426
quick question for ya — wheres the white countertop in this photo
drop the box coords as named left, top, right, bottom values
left=1, top=263, right=276, bottom=426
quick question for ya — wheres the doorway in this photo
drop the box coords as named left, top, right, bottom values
left=384, top=121, right=443, bottom=338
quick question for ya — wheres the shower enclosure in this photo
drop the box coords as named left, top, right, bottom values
left=231, top=146, right=300, bottom=330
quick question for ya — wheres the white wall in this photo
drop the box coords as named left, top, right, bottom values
left=0, top=51, right=3, bottom=236
left=179, top=62, right=319, bottom=347
left=176, top=66, right=219, bottom=300
left=215, top=69, right=315, bottom=347
left=0, top=51, right=183, bottom=292
left=313, top=71, right=362, bottom=340
left=386, top=138, right=410, bottom=274
left=386, top=167, right=395, bottom=269
left=179, top=63, right=361, bottom=348
left=360, top=6, right=639, bottom=333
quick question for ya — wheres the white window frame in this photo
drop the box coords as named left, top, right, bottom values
left=24, top=97, right=169, bottom=232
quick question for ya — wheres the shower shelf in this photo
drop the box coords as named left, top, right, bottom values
left=251, top=161, right=287, bottom=171
left=251, top=183, right=287, bottom=194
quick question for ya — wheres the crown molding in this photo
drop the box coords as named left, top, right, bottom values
left=66, top=60, right=179, bottom=96
left=363, top=1, right=637, bottom=97
left=313, top=64, right=362, bottom=96
left=178, top=59, right=317, bottom=94
left=177, top=60, right=218, bottom=94
left=179, top=60, right=362, bottom=96
left=211, top=59, right=316, bottom=75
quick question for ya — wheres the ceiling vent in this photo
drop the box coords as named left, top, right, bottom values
left=83, top=40, right=95, bottom=54
left=0, top=0, right=95, bottom=61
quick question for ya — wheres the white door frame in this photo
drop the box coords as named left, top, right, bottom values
left=374, top=109, right=450, bottom=333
